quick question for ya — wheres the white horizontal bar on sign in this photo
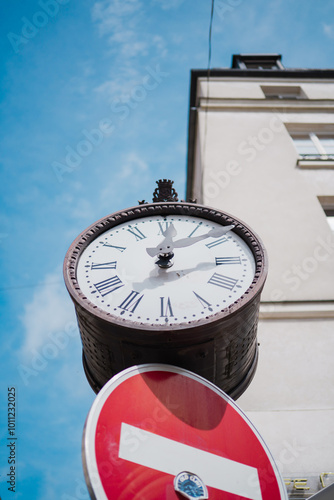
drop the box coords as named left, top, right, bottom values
left=119, top=422, right=262, bottom=500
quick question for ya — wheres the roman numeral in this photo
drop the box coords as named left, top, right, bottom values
left=127, top=226, right=146, bottom=241
left=206, top=237, right=228, bottom=249
left=90, top=261, right=117, bottom=270
left=215, top=257, right=241, bottom=265
left=92, top=275, right=124, bottom=297
left=193, top=291, right=213, bottom=311
left=208, top=273, right=238, bottom=291
left=157, top=220, right=171, bottom=235
left=100, top=242, right=126, bottom=252
left=187, top=222, right=203, bottom=238
left=160, top=297, right=174, bottom=318
left=118, top=291, right=144, bottom=314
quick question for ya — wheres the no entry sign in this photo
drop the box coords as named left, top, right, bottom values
left=83, top=364, right=287, bottom=500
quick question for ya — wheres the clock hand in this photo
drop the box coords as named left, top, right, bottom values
left=132, top=260, right=216, bottom=292
left=146, top=224, right=235, bottom=257
left=172, top=224, right=235, bottom=249
left=146, top=223, right=177, bottom=257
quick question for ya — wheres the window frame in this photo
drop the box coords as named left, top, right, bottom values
left=289, top=129, right=334, bottom=168
left=318, top=196, right=334, bottom=231
left=261, top=85, right=306, bottom=100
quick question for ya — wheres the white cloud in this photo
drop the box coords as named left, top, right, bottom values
left=94, top=65, right=141, bottom=99
left=99, top=152, right=150, bottom=207
left=20, top=269, right=76, bottom=358
left=91, top=0, right=167, bottom=65
left=118, top=151, right=148, bottom=179
left=70, top=198, right=97, bottom=222
left=91, top=0, right=168, bottom=102
left=92, top=0, right=142, bottom=36
left=323, top=24, right=334, bottom=39
left=54, top=183, right=105, bottom=226
left=152, top=35, right=168, bottom=57
left=151, top=0, right=185, bottom=9
left=121, top=40, right=149, bottom=58
left=92, top=0, right=143, bottom=46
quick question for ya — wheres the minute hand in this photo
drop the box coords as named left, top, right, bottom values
left=172, top=225, right=235, bottom=249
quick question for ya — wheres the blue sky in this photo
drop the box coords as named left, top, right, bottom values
left=0, top=0, right=334, bottom=498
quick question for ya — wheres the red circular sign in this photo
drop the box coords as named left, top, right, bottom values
left=83, top=364, right=287, bottom=500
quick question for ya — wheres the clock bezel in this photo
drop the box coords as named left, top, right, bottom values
left=63, top=201, right=267, bottom=333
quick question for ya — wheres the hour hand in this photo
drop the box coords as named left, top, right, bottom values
left=146, top=223, right=177, bottom=257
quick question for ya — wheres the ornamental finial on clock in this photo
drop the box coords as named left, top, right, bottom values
left=152, top=179, right=178, bottom=203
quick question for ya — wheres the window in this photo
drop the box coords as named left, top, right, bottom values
left=244, top=61, right=280, bottom=69
left=231, top=54, right=284, bottom=70
left=261, top=85, right=306, bottom=100
left=328, top=216, right=334, bottom=231
left=324, top=210, right=334, bottom=231
left=292, top=133, right=334, bottom=160
left=318, top=196, right=334, bottom=231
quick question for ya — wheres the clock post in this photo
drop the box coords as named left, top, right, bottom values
left=63, top=180, right=268, bottom=399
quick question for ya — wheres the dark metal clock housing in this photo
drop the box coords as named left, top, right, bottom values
left=63, top=201, right=267, bottom=399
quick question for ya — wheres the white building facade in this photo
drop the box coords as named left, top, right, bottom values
left=186, top=54, right=334, bottom=496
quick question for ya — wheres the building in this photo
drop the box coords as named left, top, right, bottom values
left=186, top=54, right=334, bottom=497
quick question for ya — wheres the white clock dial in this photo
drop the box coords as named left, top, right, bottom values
left=76, top=215, right=256, bottom=326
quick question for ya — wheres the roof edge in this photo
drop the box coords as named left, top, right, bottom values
left=189, top=68, right=334, bottom=107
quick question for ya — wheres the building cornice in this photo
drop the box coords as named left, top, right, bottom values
left=189, top=68, right=334, bottom=108
left=260, top=301, right=334, bottom=319
left=197, top=98, right=334, bottom=112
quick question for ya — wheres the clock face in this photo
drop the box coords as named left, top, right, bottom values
left=76, top=214, right=256, bottom=326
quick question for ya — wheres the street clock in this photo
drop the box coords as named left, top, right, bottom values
left=64, top=180, right=267, bottom=398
